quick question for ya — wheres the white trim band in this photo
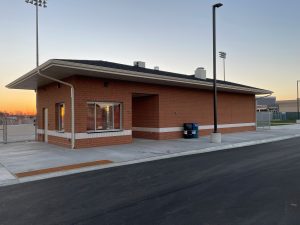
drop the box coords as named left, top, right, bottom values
left=76, top=130, right=131, bottom=139
left=132, top=123, right=256, bottom=133
left=37, top=123, right=254, bottom=139
left=37, top=129, right=132, bottom=139
left=37, top=129, right=71, bottom=138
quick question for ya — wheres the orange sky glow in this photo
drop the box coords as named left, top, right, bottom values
left=0, top=89, right=36, bottom=115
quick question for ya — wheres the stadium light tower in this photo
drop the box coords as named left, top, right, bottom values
left=25, top=0, right=47, bottom=68
left=219, top=51, right=226, bottom=81
left=25, top=0, right=47, bottom=141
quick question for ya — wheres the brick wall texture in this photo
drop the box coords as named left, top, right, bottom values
left=37, top=75, right=256, bottom=148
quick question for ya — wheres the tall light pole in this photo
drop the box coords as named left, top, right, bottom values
left=211, top=3, right=223, bottom=143
left=25, top=0, right=47, bottom=68
left=219, top=51, right=226, bottom=81
left=297, top=80, right=300, bottom=122
left=24, top=0, right=76, bottom=149
left=25, top=0, right=47, bottom=141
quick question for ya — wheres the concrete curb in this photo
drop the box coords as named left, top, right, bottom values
left=10, top=133, right=300, bottom=186
left=0, top=179, right=19, bottom=187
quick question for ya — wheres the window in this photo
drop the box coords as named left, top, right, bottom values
left=87, top=102, right=122, bottom=132
left=56, top=103, right=65, bottom=131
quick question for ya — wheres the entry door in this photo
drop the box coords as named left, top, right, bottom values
left=44, top=108, right=48, bottom=143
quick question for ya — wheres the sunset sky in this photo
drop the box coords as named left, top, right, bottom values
left=1, top=0, right=300, bottom=114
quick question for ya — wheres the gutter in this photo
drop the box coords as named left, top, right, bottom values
left=36, top=69, right=75, bottom=149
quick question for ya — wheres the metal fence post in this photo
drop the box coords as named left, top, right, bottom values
left=269, top=111, right=271, bottom=129
left=3, top=117, right=7, bottom=144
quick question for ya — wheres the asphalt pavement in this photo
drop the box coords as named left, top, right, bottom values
left=1, top=137, right=300, bottom=225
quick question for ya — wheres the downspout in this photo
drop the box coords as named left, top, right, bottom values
left=36, top=70, right=75, bottom=149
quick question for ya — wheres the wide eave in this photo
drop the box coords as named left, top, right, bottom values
left=6, top=59, right=272, bottom=95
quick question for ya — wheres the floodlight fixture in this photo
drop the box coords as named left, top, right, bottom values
left=213, top=3, right=223, bottom=8
left=25, top=0, right=47, bottom=7
left=219, top=51, right=226, bottom=59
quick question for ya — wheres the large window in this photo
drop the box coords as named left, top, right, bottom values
left=56, top=103, right=65, bottom=131
left=87, top=102, right=122, bottom=132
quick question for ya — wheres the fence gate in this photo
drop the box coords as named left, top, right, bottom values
left=256, top=111, right=271, bottom=129
left=0, top=117, right=8, bottom=144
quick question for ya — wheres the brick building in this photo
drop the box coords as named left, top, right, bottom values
left=7, top=59, right=271, bottom=149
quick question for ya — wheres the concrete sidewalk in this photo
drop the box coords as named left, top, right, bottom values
left=0, top=124, right=300, bottom=186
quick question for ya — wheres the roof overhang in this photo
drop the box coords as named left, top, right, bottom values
left=6, top=59, right=272, bottom=95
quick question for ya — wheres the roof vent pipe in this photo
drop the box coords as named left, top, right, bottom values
left=194, top=67, right=206, bottom=79
left=133, top=61, right=146, bottom=68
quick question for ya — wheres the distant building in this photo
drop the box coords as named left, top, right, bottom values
left=0, top=113, right=35, bottom=125
left=277, top=100, right=298, bottom=113
left=276, top=100, right=299, bottom=120
left=256, top=96, right=279, bottom=112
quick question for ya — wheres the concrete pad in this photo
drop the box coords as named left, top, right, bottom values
left=0, top=165, right=16, bottom=186
left=0, top=168, right=15, bottom=181
left=0, top=124, right=300, bottom=186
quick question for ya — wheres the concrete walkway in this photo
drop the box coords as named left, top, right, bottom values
left=0, top=124, right=300, bottom=186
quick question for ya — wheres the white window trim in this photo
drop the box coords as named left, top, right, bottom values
left=87, top=101, right=123, bottom=133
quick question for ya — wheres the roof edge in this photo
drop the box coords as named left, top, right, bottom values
left=6, top=59, right=55, bottom=89
left=6, top=59, right=272, bottom=95
left=50, top=59, right=272, bottom=95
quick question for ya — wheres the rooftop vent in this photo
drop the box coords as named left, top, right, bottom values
left=133, top=61, right=146, bottom=68
left=194, top=67, right=206, bottom=79
left=154, top=66, right=159, bottom=70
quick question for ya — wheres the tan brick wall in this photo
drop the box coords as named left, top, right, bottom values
left=132, top=95, right=159, bottom=128
left=159, top=86, right=256, bottom=127
left=75, top=135, right=132, bottom=148
left=48, top=136, right=72, bottom=148
left=132, top=131, right=160, bottom=139
left=132, top=95, right=159, bottom=138
left=37, top=75, right=256, bottom=148
left=37, top=77, right=74, bottom=132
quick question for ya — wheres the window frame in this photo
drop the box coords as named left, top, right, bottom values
left=86, top=101, right=123, bottom=133
left=56, top=102, right=65, bottom=132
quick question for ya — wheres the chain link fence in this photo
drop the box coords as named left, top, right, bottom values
left=0, top=117, right=35, bottom=144
left=256, top=111, right=271, bottom=129
left=0, top=117, right=8, bottom=144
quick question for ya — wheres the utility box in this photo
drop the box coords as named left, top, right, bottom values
left=183, top=123, right=199, bottom=139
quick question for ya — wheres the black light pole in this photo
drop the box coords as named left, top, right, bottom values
left=297, top=80, right=300, bottom=120
left=212, top=3, right=223, bottom=134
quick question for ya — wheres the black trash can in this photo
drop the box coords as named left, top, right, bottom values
left=183, top=123, right=199, bottom=139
